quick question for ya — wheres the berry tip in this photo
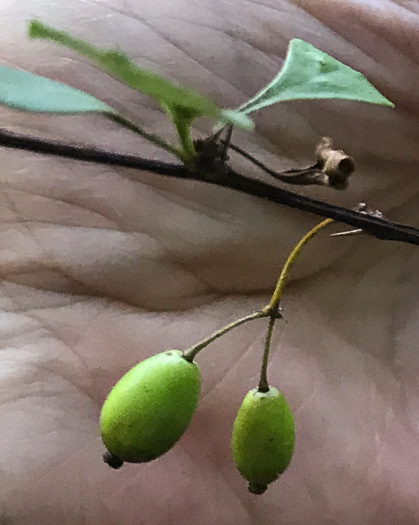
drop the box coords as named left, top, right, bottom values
left=103, top=451, right=124, bottom=469
left=248, top=482, right=268, bottom=495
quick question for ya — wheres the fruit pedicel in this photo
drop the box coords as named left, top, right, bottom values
left=100, top=218, right=333, bottom=493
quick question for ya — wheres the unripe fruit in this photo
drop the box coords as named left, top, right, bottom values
left=231, top=387, right=295, bottom=494
left=100, top=350, right=201, bottom=465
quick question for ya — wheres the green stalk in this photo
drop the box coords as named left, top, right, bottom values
left=183, top=310, right=267, bottom=362
left=174, top=118, right=197, bottom=164
left=183, top=219, right=333, bottom=371
left=268, top=218, right=334, bottom=311
left=258, top=218, right=334, bottom=390
left=258, top=305, right=278, bottom=392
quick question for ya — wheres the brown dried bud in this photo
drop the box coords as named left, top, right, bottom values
left=315, top=137, right=355, bottom=189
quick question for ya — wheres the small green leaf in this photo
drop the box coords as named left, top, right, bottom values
left=0, top=64, right=112, bottom=114
left=28, top=20, right=253, bottom=131
left=239, top=38, right=394, bottom=114
left=29, top=19, right=216, bottom=115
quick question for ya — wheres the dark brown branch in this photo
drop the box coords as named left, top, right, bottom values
left=0, top=128, right=182, bottom=175
left=223, top=170, right=419, bottom=244
left=0, top=127, right=418, bottom=246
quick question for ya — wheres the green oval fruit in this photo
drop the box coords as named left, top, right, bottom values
left=100, top=350, right=201, bottom=465
left=231, top=387, right=295, bottom=494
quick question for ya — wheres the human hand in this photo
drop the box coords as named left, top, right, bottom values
left=0, top=1, right=418, bottom=523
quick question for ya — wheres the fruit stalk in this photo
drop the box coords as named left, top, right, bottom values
left=183, top=309, right=267, bottom=362
left=259, top=218, right=334, bottom=390
left=268, top=218, right=334, bottom=312
left=258, top=305, right=278, bottom=393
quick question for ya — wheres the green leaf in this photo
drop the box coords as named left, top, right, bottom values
left=219, top=109, right=254, bottom=129
left=0, top=64, right=113, bottom=114
left=28, top=20, right=253, bottom=131
left=239, top=38, right=394, bottom=114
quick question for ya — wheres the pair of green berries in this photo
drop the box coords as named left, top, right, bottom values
left=100, top=219, right=336, bottom=492
left=100, top=350, right=295, bottom=495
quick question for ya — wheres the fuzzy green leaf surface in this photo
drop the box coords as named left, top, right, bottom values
left=239, top=38, right=394, bottom=114
left=0, top=64, right=112, bottom=114
left=28, top=20, right=253, bottom=132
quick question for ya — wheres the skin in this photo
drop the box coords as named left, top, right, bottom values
left=0, top=1, right=418, bottom=524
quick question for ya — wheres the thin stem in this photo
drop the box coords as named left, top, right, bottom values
left=183, top=310, right=267, bottom=362
left=226, top=141, right=328, bottom=186
left=107, top=113, right=183, bottom=160
left=268, top=218, right=334, bottom=311
left=258, top=218, right=333, bottom=392
left=226, top=141, right=286, bottom=179
left=258, top=306, right=279, bottom=393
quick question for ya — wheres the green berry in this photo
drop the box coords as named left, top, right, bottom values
left=231, top=387, right=295, bottom=494
left=100, top=350, right=201, bottom=465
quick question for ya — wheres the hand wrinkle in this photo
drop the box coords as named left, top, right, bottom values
left=0, top=2, right=418, bottom=523
left=1, top=188, right=124, bottom=231
left=142, top=18, right=249, bottom=100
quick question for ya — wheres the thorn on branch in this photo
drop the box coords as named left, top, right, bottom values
left=330, top=203, right=387, bottom=237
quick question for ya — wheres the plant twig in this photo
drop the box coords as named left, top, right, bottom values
left=258, top=219, right=333, bottom=393
left=268, top=219, right=334, bottom=310
left=226, top=137, right=354, bottom=189
left=226, top=141, right=327, bottom=186
left=0, top=127, right=182, bottom=174
left=0, top=127, right=418, bottom=246
left=224, top=169, right=419, bottom=246
left=183, top=310, right=267, bottom=362
left=108, top=114, right=182, bottom=159
left=258, top=307, right=278, bottom=393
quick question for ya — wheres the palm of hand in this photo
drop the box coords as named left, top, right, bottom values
left=0, top=1, right=418, bottom=524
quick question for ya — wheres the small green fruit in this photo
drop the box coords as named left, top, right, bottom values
left=100, top=350, right=201, bottom=465
left=231, top=387, right=295, bottom=495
